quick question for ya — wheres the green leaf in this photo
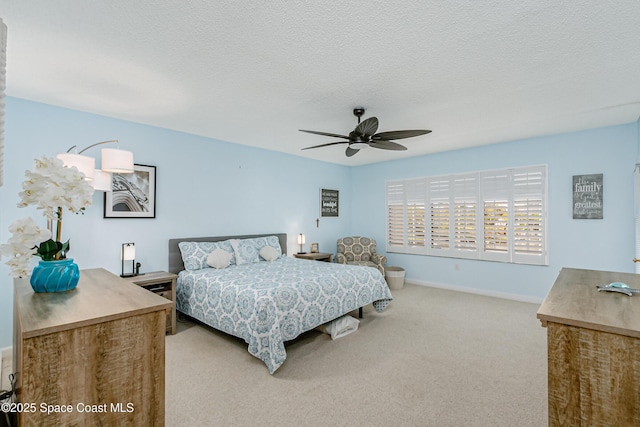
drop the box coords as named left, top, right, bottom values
left=60, top=240, right=70, bottom=259
left=35, top=239, right=63, bottom=261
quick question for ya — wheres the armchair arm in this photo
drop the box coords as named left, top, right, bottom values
left=371, top=254, right=387, bottom=276
left=336, top=253, right=347, bottom=264
left=371, top=253, right=387, bottom=267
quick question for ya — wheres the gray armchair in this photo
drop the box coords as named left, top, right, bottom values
left=336, top=236, right=387, bottom=275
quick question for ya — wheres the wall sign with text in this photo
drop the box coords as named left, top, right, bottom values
left=320, top=189, right=339, bottom=217
left=573, top=173, right=603, bottom=219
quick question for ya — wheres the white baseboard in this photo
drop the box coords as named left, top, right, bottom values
left=405, top=278, right=544, bottom=304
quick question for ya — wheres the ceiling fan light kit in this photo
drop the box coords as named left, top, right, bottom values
left=300, top=107, right=431, bottom=157
left=349, top=142, right=369, bottom=150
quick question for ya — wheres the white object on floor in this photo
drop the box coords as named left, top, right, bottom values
left=316, top=314, right=360, bottom=340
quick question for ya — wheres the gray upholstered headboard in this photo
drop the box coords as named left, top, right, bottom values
left=168, top=233, right=287, bottom=274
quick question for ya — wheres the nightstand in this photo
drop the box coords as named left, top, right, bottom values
left=293, top=252, right=333, bottom=262
left=122, top=271, right=177, bottom=334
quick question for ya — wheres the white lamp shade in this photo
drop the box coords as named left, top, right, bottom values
left=56, top=153, right=95, bottom=180
left=297, top=234, right=306, bottom=245
left=102, top=148, right=134, bottom=173
left=91, top=169, right=112, bottom=191
left=122, top=243, right=135, bottom=261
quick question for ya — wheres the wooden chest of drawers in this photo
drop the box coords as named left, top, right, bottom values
left=13, top=268, right=172, bottom=426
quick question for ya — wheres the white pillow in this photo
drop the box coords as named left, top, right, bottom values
left=207, top=248, right=233, bottom=269
left=259, top=245, right=280, bottom=262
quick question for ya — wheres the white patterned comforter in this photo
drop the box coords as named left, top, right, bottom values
left=176, top=256, right=393, bottom=373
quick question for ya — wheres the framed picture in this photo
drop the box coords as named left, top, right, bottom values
left=104, top=164, right=156, bottom=218
left=310, top=243, right=319, bottom=253
left=320, top=188, right=339, bottom=217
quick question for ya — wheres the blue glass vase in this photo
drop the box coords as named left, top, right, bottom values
left=30, top=258, right=80, bottom=293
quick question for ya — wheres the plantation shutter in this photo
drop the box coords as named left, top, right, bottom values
left=512, top=165, right=546, bottom=264
left=386, top=181, right=405, bottom=250
left=406, top=178, right=426, bottom=250
left=480, top=171, right=510, bottom=262
left=429, top=177, right=451, bottom=251
left=453, top=173, right=478, bottom=253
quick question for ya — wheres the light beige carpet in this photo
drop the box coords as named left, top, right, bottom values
left=165, top=283, right=548, bottom=426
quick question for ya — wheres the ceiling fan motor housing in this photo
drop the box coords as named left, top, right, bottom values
left=349, top=130, right=369, bottom=149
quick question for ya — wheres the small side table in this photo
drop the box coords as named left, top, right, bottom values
left=122, top=271, right=177, bottom=334
left=294, top=252, right=333, bottom=262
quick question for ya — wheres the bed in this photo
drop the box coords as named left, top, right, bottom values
left=168, top=233, right=393, bottom=373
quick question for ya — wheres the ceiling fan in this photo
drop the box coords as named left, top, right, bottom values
left=300, top=108, right=431, bottom=157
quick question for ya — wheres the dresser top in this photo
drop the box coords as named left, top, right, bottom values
left=537, top=267, right=640, bottom=338
left=15, top=268, right=172, bottom=338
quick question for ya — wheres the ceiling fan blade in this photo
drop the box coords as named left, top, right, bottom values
left=345, top=146, right=359, bottom=157
left=299, top=129, right=350, bottom=139
left=354, top=117, right=379, bottom=138
left=372, top=129, right=432, bottom=140
left=369, top=140, right=408, bottom=151
left=302, top=141, right=348, bottom=150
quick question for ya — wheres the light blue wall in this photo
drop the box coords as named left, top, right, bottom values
left=2, top=96, right=638, bottom=348
left=350, top=123, right=639, bottom=300
left=0, top=97, right=352, bottom=348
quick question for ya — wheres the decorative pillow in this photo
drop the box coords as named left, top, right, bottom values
left=230, top=239, right=260, bottom=265
left=207, top=248, right=233, bottom=269
left=259, top=246, right=279, bottom=262
left=178, top=240, right=236, bottom=271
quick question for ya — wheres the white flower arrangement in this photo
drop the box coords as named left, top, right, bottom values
left=1, top=156, right=95, bottom=277
left=0, top=217, right=51, bottom=278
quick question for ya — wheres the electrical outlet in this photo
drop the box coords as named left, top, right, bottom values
left=454, top=263, right=460, bottom=271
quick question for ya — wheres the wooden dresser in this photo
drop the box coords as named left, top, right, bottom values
left=13, top=268, right=172, bottom=426
left=537, top=268, right=640, bottom=426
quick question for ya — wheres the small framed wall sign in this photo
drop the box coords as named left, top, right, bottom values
left=320, top=188, right=339, bottom=217
left=104, top=164, right=157, bottom=218
left=572, top=173, right=603, bottom=219
left=310, top=243, right=319, bottom=253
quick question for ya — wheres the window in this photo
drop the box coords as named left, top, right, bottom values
left=385, top=165, right=547, bottom=265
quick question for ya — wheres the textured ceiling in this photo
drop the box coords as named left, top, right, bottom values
left=2, top=1, right=640, bottom=165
